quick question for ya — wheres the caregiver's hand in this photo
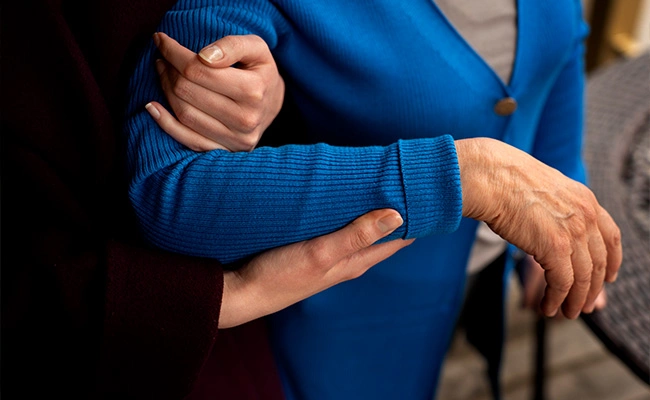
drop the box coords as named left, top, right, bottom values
left=219, top=209, right=413, bottom=329
left=456, top=138, right=622, bottom=320
left=145, top=32, right=284, bottom=152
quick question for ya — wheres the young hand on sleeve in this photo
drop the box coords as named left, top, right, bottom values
left=140, top=33, right=415, bottom=329
left=219, top=209, right=413, bottom=328
left=145, top=32, right=284, bottom=152
left=141, top=32, right=622, bottom=324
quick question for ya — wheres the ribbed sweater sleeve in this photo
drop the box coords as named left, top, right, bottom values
left=124, top=1, right=462, bottom=264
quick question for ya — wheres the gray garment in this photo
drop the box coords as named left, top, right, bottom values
left=434, top=0, right=517, bottom=84
left=434, top=0, right=517, bottom=273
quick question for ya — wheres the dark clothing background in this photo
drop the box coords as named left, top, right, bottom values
left=1, top=1, right=284, bottom=398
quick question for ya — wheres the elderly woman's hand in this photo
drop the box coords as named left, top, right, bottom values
left=145, top=32, right=284, bottom=152
left=457, top=138, right=622, bottom=320
left=521, top=254, right=607, bottom=317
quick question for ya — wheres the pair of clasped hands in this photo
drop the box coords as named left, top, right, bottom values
left=145, top=33, right=622, bottom=329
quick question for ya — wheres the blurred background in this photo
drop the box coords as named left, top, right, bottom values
left=582, top=0, right=650, bottom=72
left=438, top=1, right=650, bottom=400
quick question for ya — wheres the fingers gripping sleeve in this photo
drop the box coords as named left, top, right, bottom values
left=124, top=2, right=463, bottom=264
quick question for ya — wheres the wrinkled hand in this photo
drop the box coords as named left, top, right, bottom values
left=521, top=254, right=607, bottom=317
left=219, top=209, right=413, bottom=329
left=457, top=138, right=622, bottom=319
left=145, top=32, right=284, bottom=152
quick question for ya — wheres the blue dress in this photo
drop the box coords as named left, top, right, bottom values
left=124, top=1, right=589, bottom=398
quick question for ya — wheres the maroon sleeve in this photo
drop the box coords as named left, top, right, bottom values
left=0, top=1, right=282, bottom=398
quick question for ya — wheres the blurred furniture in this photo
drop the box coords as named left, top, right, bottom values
left=579, top=50, right=650, bottom=386
left=533, top=51, right=650, bottom=400
left=584, top=0, right=650, bottom=72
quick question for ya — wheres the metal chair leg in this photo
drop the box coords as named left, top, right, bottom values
left=534, top=315, right=547, bottom=400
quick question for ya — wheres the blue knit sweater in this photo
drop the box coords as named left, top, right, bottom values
left=124, top=1, right=588, bottom=399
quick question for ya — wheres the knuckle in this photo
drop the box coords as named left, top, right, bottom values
left=567, top=206, right=590, bottom=233
left=568, top=221, right=588, bottom=239
left=551, top=236, right=573, bottom=257
left=575, top=188, right=598, bottom=218
left=592, top=257, right=607, bottom=274
left=239, top=133, right=260, bottom=151
left=172, top=78, right=194, bottom=102
left=247, top=86, right=266, bottom=104
left=239, top=112, right=263, bottom=133
left=227, top=35, right=245, bottom=55
left=347, top=225, right=375, bottom=251
left=575, top=182, right=595, bottom=199
left=241, top=75, right=266, bottom=103
left=609, top=226, right=622, bottom=246
left=305, top=241, right=334, bottom=270
left=242, top=70, right=261, bottom=84
left=574, top=269, right=591, bottom=286
left=182, top=63, right=205, bottom=83
left=580, top=203, right=598, bottom=224
left=556, top=277, right=574, bottom=293
left=175, top=106, right=196, bottom=127
left=248, top=34, right=266, bottom=46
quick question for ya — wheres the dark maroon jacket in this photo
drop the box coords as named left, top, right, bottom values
left=1, top=1, right=284, bottom=398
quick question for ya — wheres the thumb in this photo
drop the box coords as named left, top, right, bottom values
left=314, top=209, right=404, bottom=264
left=198, top=34, right=274, bottom=68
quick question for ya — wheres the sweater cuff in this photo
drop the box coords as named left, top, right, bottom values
left=398, top=135, right=462, bottom=238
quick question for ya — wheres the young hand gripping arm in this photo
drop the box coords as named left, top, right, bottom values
left=142, top=27, right=621, bottom=321
left=124, top=9, right=463, bottom=264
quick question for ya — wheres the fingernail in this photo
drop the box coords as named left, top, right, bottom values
left=199, top=44, right=223, bottom=63
left=377, top=213, right=403, bottom=234
left=145, top=103, right=160, bottom=120
left=155, top=59, right=166, bottom=74
left=153, top=32, right=161, bottom=47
